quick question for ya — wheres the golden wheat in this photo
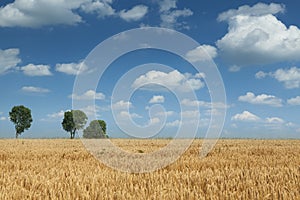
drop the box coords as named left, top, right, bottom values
left=0, top=139, right=299, bottom=199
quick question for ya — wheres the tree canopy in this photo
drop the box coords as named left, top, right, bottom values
left=83, top=120, right=108, bottom=139
left=62, top=110, right=87, bottom=139
left=9, top=105, right=33, bottom=138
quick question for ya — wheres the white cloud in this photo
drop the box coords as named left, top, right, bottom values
left=181, top=99, right=209, bottom=107
left=56, top=61, right=88, bottom=75
left=194, top=72, right=206, bottom=79
left=154, top=111, right=175, bottom=117
left=80, top=105, right=100, bottom=117
left=185, top=45, right=217, bottom=62
left=43, top=106, right=99, bottom=121
left=80, top=0, right=115, bottom=18
left=181, top=110, right=200, bottom=118
left=181, top=98, right=228, bottom=109
left=229, top=65, right=241, bottom=72
left=40, top=110, right=69, bottom=122
left=149, top=117, right=160, bottom=125
left=231, top=111, right=260, bottom=122
left=70, top=90, right=105, bottom=100
left=119, top=5, right=148, bottom=22
left=132, top=70, right=205, bottom=92
left=166, top=120, right=181, bottom=127
left=216, top=3, right=300, bottom=66
left=47, top=110, right=65, bottom=119
left=160, top=8, right=193, bottom=29
left=0, top=111, right=6, bottom=121
left=112, top=100, right=132, bottom=110
left=157, top=0, right=193, bottom=29
left=287, top=96, right=300, bottom=105
left=238, top=92, right=283, bottom=107
left=204, top=108, right=224, bottom=117
left=0, top=0, right=193, bottom=28
left=21, top=64, right=52, bottom=76
left=0, top=0, right=86, bottom=28
left=158, top=0, right=177, bottom=12
left=265, top=117, right=284, bottom=124
left=264, top=117, right=290, bottom=130
left=257, top=67, right=300, bottom=89
left=0, top=48, right=21, bottom=74
left=272, top=67, right=300, bottom=89
left=217, top=3, right=285, bottom=21
left=119, top=111, right=142, bottom=119
left=21, top=86, right=50, bottom=93
left=231, top=111, right=295, bottom=130
left=255, top=71, right=268, bottom=79
left=149, top=95, right=165, bottom=103
left=231, top=123, right=238, bottom=128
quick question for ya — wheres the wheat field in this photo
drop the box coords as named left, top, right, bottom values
left=0, top=139, right=299, bottom=199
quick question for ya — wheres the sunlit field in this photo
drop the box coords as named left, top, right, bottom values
left=0, top=139, right=299, bottom=199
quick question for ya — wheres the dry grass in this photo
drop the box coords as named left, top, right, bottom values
left=0, top=139, right=299, bottom=199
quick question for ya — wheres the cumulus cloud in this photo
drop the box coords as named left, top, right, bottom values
left=166, top=120, right=181, bottom=127
left=0, top=48, right=21, bottom=74
left=265, top=117, right=284, bottom=124
left=229, top=65, right=241, bottom=72
left=181, top=99, right=209, bottom=107
left=0, top=112, right=6, bottom=121
left=272, top=67, right=300, bottom=89
left=158, top=0, right=193, bottom=29
left=158, top=0, right=177, bottom=12
left=160, top=8, right=193, bottom=29
left=255, top=71, right=268, bottom=79
left=185, top=45, right=218, bottom=62
left=231, top=111, right=294, bottom=130
left=119, top=5, right=148, bottom=22
left=21, top=64, right=52, bottom=76
left=80, top=105, right=100, bottom=117
left=287, top=96, right=300, bottom=105
left=40, top=110, right=70, bottom=122
left=70, top=90, right=105, bottom=100
left=264, top=117, right=292, bottom=130
left=80, top=0, right=115, bottom=18
left=231, top=111, right=260, bottom=122
left=0, top=0, right=86, bottom=27
left=56, top=61, right=88, bottom=75
left=0, top=0, right=149, bottom=28
left=181, top=98, right=228, bottom=109
left=119, top=111, right=142, bottom=119
left=238, top=92, right=283, bottom=107
left=47, top=110, right=65, bottom=119
left=181, top=110, right=200, bottom=118
left=216, top=3, right=300, bottom=67
left=217, top=3, right=285, bottom=21
left=256, top=67, right=300, bottom=89
left=112, top=100, right=132, bottom=110
left=154, top=111, right=175, bottom=117
left=132, top=70, right=205, bottom=92
left=149, top=117, right=160, bottom=125
left=149, top=95, right=165, bottom=103
left=21, top=86, right=50, bottom=93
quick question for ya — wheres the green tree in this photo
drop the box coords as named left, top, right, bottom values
left=62, top=110, right=87, bottom=139
left=9, top=105, right=33, bottom=138
left=83, top=120, right=108, bottom=139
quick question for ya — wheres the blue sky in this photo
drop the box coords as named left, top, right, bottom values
left=0, top=0, right=300, bottom=138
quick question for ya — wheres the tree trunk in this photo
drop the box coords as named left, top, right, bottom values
left=16, top=132, right=18, bottom=139
left=70, top=129, right=76, bottom=139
